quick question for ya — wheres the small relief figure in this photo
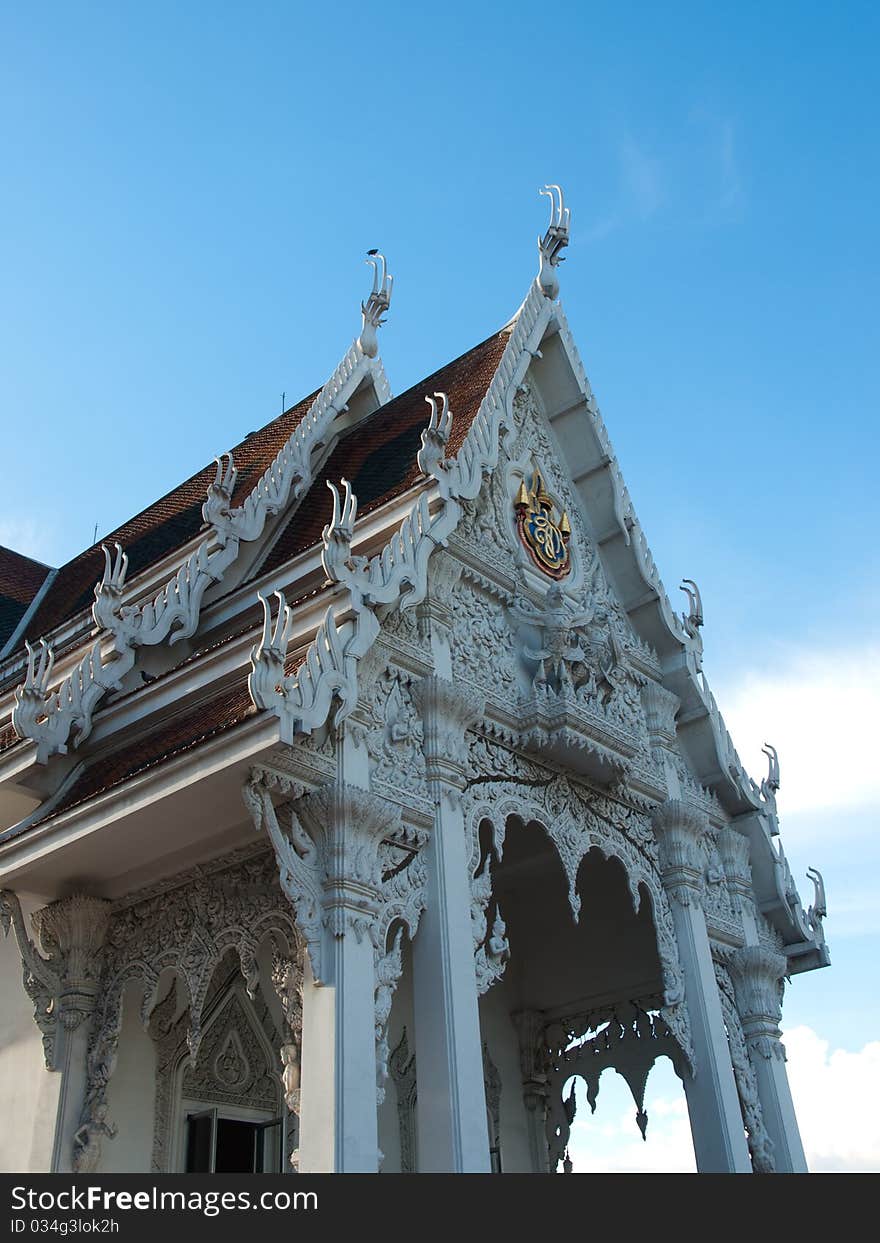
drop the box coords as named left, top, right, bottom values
left=280, top=1043, right=301, bottom=1116
left=72, top=1102, right=117, bottom=1174
left=514, top=584, right=594, bottom=695
left=486, top=911, right=510, bottom=970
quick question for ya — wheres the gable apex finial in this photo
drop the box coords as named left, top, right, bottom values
left=537, top=184, right=570, bottom=299
left=358, top=250, right=393, bottom=358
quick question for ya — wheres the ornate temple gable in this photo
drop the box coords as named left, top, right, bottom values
left=445, top=312, right=826, bottom=972
left=442, top=376, right=681, bottom=796
left=0, top=187, right=826, bottom=980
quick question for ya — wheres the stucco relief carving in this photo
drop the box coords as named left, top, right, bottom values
left=449, top=582, right=518, bottom=693
left=183, top=990, right=278, bottom=1109
left=483, top=1042, right=502, bottom=1163
left=364, top=666, right=427, bottom=797
left=456, top=472, right=520, bottom=569
left=389, top=1027, right=418, bottom=1175
left=387, top=1028, right=504, bottom=1174
left=374, top=928, right=404, bottom=1104
left=471, top=856, right=510, bottom=996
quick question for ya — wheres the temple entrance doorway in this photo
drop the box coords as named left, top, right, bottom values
left=479, top=814, right=690, bottom=1171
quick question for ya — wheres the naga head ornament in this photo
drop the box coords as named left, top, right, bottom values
left=358, top=251, right=393, bottom=358
left=537, top=184, right=571, bottom=299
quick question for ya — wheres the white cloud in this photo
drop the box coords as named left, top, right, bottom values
left=786, top=1025, right=880, bottom=1172
left=566, top=1026, right=880, bottom=1173
left=717, top=643, right=880, bottom=817
left=567, top=1058, right=696, bottom=1173
left=619, top=135, right=664, bottom=220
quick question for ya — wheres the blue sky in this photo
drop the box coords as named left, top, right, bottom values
left=1, top=3, right=877, bottom=1169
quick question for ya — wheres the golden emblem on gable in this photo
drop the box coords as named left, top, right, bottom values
left=514, top=468, right=571, bottom=580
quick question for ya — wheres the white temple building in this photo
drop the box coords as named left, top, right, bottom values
left=0, top=190, right=829, bottom=1174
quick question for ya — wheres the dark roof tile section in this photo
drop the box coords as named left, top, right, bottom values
left=0, top=546, right=53, bottom=651
left=39, top=678, right=255, bottom=823
left=20, top=391, right=320, bottom=648
left=259, top=329, right=510, bottom=577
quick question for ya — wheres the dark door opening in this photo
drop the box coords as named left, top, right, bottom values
left=215, top=1119, right=259, bottom=1173
left=185, top=1110, right=283, bottom=1172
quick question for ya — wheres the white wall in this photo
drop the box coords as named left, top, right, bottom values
left=0, top=893, right=61, bottom=1172
left=100, top=978, right=157, bottom=1172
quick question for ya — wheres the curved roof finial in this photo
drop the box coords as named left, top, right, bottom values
left=537, top=184, right=571, bottom=299
left=358, top=250, right=393, bottom=358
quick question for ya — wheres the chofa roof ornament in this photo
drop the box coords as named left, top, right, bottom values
left=537, top=184, right=570, bottom=299
left=357, top=250, right=393, bottom=358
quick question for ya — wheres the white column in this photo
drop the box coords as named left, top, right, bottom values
left=289, top=783, right=397, bottom=1173
left=729, top=946, right=808, bottom=1173
left=411, top=675, right=491, bottom=1172
left=652, top=801, right=752, bottom=1173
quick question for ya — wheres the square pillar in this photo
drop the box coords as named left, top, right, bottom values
left=246, top=778, right=402, bottom=1173
left=652, top=801, right=752, bottom=1173
left=411, top=675, right=491, bottom=1172
left=729, top=946, right=808, bottom=1173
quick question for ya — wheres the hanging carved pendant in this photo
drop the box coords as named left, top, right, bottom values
left=515, top=469, right=571, bottom=580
